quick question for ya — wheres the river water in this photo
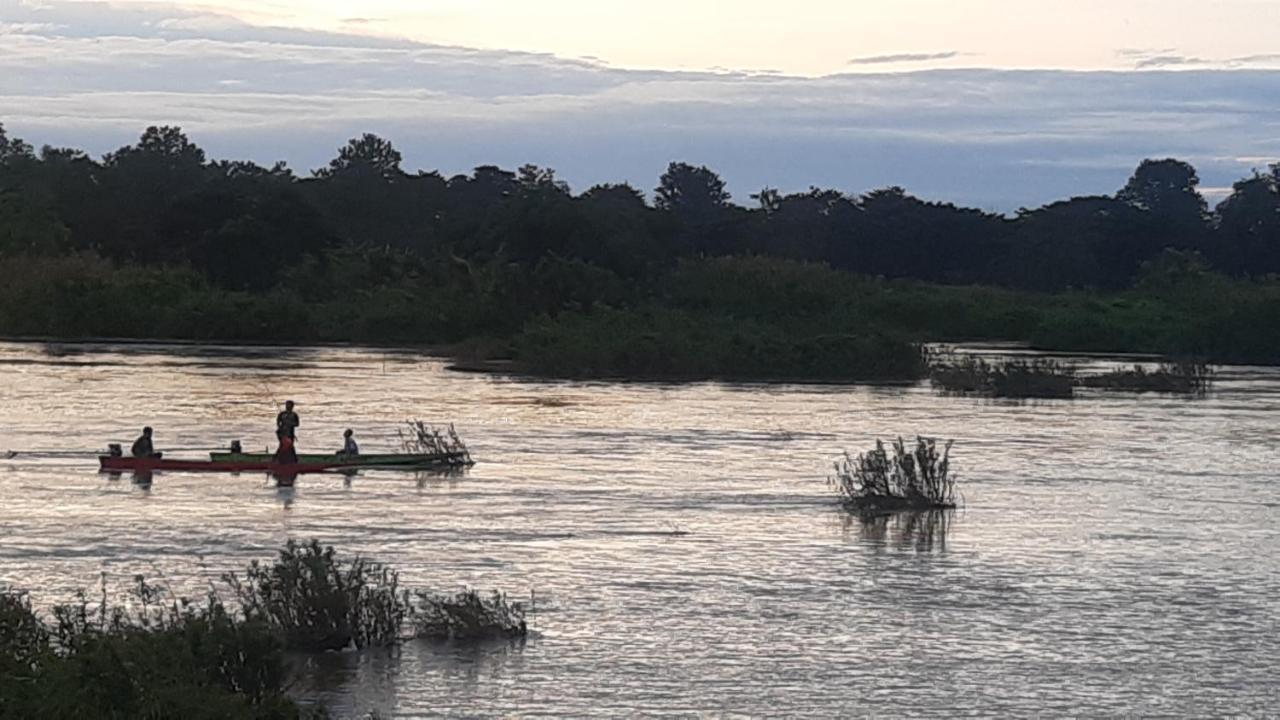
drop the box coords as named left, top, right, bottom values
left=0, top=341, right=1277, bottom=717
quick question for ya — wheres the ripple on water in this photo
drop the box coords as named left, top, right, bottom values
left=0, top=341, right=1278, bottom=716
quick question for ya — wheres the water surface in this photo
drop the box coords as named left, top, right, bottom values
left=1, top=341, right=1277, bottom=717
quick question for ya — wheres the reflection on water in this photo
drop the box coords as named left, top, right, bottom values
left=1, top=340, right=1279, bottom=716
left=850, top=509, right=953, bottom=552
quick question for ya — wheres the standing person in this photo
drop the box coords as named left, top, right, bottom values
left=131, top=427, right=158, bottom=458
left=276, top=400, right=300, bottom=442
left=338, top=429, right=359, bottom=456
left=274, top=435, right=298, bottom=465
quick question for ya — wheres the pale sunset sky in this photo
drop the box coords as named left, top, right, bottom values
left=88, top=0, right=1280, bottom=74
left=3, top=0, right=1280, bottom=208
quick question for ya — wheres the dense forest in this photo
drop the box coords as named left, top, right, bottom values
left=2, top=123, right=1279, bottom=379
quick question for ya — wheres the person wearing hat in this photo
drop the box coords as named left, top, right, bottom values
left=130, top=426, right=159, bottom=458
left=276, top=400, right=300, bottom=442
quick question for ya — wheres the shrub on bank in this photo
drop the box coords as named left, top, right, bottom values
left=0, top=541, right=530, bottom=718
left=0, top=586, right=305, bottom=719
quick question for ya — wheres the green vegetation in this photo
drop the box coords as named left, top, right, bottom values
left=0, top=584, right=306, bottom=719
left=928, top=355, right=994, bottom=394
left=3, top=124, right=1280, bottom=379
left=0, top=540, right=527, bottom=719
left=413, top=590, right=528, bottom=641
left=1078, top=362, right=1213, bottom=394
left=224, top=540, right=407, bottom=652
left=989, top=359, right=1077, bottom=399
left=514, top=305, right=926, bottom=381
left=930, top=356, right=1076, bottom=398
left=933, top=352, right=1215, bottom=397
left=831, top=437, right=957, bottom=513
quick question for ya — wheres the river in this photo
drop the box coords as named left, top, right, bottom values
left=1, top=340, right=1277, bottom=717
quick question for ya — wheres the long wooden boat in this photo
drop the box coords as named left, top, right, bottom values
left=100, top=456, right=345, bottom=474
left=208, top=451, right=472, bottom=468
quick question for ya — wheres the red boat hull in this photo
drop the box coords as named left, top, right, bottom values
left=99, top=456, right=344, bottom=474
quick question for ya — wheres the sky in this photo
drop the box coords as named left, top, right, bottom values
left=3, top=0, right=1280, bottom=210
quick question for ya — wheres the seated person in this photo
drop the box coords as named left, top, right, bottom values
left=338, top=429, right=359, bottom=456
left=131, top=427, right=160, bottom=458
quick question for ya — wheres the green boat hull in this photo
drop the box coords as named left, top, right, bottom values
left=209, top=452, right=471, bottom=468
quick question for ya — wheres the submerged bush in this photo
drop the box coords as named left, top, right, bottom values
left=1078, top=361, right=1213, bottom=394
left=224, top=539, right=408, bottom=652
left=930, top=354, right=1076, bottom=398
left=929, top=355, right=994, bottom=393
left=412, top=589, right=527, bottom=641
left=831, top=437, right=957, bottom=513
left=990, top=358, right=1076, bottom=398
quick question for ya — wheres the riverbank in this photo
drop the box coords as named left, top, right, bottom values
left=2, top=253, right=1277, bottom=381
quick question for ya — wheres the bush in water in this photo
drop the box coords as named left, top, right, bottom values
left=930, top=354, right=1076, bottom=399
left=223, top=539, right=407, bottom=652
left=1078, top=361, right=1213, bottom=394
left=412, top=589, right=528, bottom=641
left=831, top=437, right=957, bottom=513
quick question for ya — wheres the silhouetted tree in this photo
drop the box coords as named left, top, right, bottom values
left=6, top=124, right=1280, bottom=344
left=0, top=191, right=68, bottom=255
left=0, top=124, right=34, bottom=164
left=517, top=164, right=570, bottom=196
left=581, top=183, right=648, bottom=213
left=751, top=187, right=782, bottom=215
left=315, top=133, right=403, bottom=180
left=1214, top=170, right=1280, bottom=275
left=655, top=162, right=731, bottom=217
left=1118, top=158, right=1208, bottom=225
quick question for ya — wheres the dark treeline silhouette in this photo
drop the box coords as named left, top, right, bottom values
left=2, top=123, right=1279, bottom=376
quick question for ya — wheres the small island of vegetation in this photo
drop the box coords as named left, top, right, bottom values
left=831, top=437, right=957, bottom=513
left=3, top=123, right=1279, bottom=380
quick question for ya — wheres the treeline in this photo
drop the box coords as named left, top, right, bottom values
left=1, top=123, right=1279, bottom=375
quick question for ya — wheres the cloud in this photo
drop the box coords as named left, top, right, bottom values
left=1123, top=48, right=1280, bottom=70
left=1, top=2, right=1279, bottom=211
left=1135, top=54, right=1209, bottom=69
left=848, top=51, right=961, bottom=66
left=0, top=20, right=61, bottom=33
